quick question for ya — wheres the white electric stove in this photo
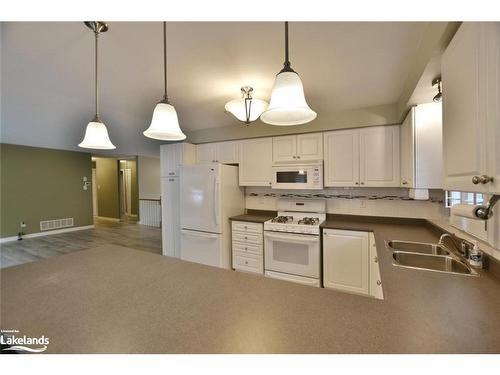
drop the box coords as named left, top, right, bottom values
left=264, top=199, right=326, bottom=287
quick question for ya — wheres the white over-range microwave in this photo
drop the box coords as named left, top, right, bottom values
left=271, top=163, right=323, bottom=190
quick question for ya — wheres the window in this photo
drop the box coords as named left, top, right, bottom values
left=445, top=191, right=484, bottom=208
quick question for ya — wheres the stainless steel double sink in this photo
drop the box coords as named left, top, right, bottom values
left=386, top=240, right=478, bottom=277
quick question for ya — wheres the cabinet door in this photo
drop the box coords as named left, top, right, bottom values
left=196, top=143, right=217, bottom=164
left=323, top=229, right=369, bottom=296
left=161, top=177, right=180, bottom=258
left=160, top=144, right=181, bottom=177
left=485, top=23, right=500, bottom=194
left=369, top=233, right=383, bottom=300
left=400, top=108, right=415, bottom=188
left=442, top=23, right=488, bottom=193
left=323, top=129, right=360, bottom=187
left=297, top=132, right=323, bottom=161
left=239, top=138, right=273, bottom=186
left=359, top=125, right=400, bottom=187
left=216, top=141, right=239, bottom=164
left=272, top=135, right=297, bottom=162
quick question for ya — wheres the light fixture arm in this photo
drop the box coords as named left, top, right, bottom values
left=280, top=21, right=295, bottom=74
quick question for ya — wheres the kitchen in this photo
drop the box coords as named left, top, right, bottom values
left=1, top=3, right=500, bottom=372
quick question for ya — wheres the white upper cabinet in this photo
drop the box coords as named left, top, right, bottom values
left=324, top=126, right=399, bottom=187
left=442, top=23, right=499, bottom=194
left=196, top=141, right=239, bottom=164
left=239, top=137, right=273, bottom=186
left=272, top=133, right=323, bottom=162
left=400, top=104, right=443, bottom=193
left=359, top=125, right=400, bottom=187
left=216, top=141, right=239, bottom=164
left=324, top=129, right=360, bottom=187
left=196, top=143, right=217, bottom=164
left=160, top=143, right=196, bottom=177
left=400, top=108, right=415, bottom=188
left=296, top=133, right=323, bottom=161
left=273, top=135, right=297, bottom=162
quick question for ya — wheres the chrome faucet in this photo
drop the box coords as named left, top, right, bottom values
left=438, top=233, right=473, bottom=258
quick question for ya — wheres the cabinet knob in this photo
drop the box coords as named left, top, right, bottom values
left=360, top=182, right=365, bottom=185
left=402, top=180, right=408, bottom=185
left=292, top=156, right=297, bottom=159
left=376, top=280, right=382, bottom=286
left=297, top=156, right=301, bottom=159
left=245, top=261, right=249, bottom=265
left=355, top=182, right=360, bottom=185
left=472, top=175, right=494, bottom=184
left=244, top=236, right=248, bottom=240
left=373, top=256, right=378, bottom=263
left=244, top=226, right=247, bottom=229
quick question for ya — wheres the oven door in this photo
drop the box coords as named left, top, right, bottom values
left=271, top=164, right=323, bottom=190
left=264, top=231, right=320, bottom=278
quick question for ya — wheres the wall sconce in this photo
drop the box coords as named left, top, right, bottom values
left=432, top=77, right=442, bottom=102
left=225, top=86, right=268, bottom=125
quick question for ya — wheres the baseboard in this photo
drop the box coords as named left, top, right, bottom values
left=95, top=216, right=120, bottom=222
left=0, top=225, right=95, bottom=244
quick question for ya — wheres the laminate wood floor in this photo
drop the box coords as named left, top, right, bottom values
left=0, top=219, right=162, bottom=269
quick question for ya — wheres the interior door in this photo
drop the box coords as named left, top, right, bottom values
left=323, top=129, right=360, bottom=187
left=180, top=164, right=221, bottom=233
left=180, top=229, right=223, bottom=268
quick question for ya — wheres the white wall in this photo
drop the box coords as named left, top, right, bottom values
left=138, top=156, right=160, bottom=200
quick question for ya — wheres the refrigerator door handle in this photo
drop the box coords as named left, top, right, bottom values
left=181, top=229, right=218, bottom=239
left=214, top=178, right=220, bottom=226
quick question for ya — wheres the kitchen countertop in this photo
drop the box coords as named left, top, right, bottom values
left=229, top=210, right=276, bottom=223
left=1, top=217, right=500, bottom=353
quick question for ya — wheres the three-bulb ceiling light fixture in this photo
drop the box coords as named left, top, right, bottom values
left=143, top=22, right=186, bottom=141
left=260, top=22, right=316, bottom=126
left=79, top=21, right=116, bottom=150
left=432, top=77, right=442, bottom=103
left=225, top=87, right=268, bottom=124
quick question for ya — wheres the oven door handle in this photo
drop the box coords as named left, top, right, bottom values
left=264, top=232, right=319, bottom=243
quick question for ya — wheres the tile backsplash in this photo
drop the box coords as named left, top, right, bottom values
left=245, top=187, right=449, bottom=221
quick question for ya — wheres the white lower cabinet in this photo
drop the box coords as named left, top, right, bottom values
left=323, top=229, right=383, bottom=299
left=231, top=221, right=264, bottom=274
left=161, top=177, right=180, bottom=258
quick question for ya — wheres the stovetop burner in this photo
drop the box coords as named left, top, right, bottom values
left=271, top=215, right=294, bottom=223
left=298, top=217, right=320, bottom=225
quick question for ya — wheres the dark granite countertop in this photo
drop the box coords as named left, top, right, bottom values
left=1, top=216, right=500, bottom=353
left=229, top=210, right=276, bottom=224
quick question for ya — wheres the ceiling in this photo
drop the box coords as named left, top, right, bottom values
left=1, top=22, right=432, bottom=156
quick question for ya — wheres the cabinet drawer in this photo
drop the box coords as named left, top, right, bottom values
left=233, top=251, right=263, bottom=274
left=232, top=231, right=262, bottom=244
left=232, top=241, right=263, bottom=255
left=232, top=221, right=263, bottom=234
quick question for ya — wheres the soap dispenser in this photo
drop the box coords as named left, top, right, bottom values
left=469, top=241, right=483, bottom=269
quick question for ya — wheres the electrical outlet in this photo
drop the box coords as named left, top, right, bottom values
left=359, top=200, right=366, bottom=209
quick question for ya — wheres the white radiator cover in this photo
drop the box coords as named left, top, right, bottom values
left=139, top=200, right=161, bottom=227
left=40, top=218, right=74, bottom=231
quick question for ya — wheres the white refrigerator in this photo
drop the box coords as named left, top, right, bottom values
left=180, top=164, right=244, bottom=269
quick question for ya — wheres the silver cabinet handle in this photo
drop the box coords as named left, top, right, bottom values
left=355, top=182, right=360, bottom=185
left=373, top=256, right=378, bottom=263
left=244, top=261, right=249, bottom=265
left=168, top=172, right=175, bottom=175
left=292, top=156, right=297, bottom=159
left=402, top=180, right=408, bottom=185
left=377, top=280, right=382, bottom=286
left=472, top=175, right=494, bottom=184
left=297, top=155, right=301, bottom=159
left=244, top=226, right=248, bottom=229
left=360, top=182, right=365, bottom=185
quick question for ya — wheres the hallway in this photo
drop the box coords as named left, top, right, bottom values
left=0, top=219, right=161, bottom=268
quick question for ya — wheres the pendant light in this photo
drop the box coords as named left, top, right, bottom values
left=144, top=22, right=186, bottom=141
left=260, top=22, right=316, bottom=126
left=79, top=22, right=116, bottom=150
left=225, top=86, right=268, bottom=125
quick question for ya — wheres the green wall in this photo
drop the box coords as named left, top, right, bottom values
left=94, top=157, right=120, bottom=219
left=0, top=143, right=93, bottom=238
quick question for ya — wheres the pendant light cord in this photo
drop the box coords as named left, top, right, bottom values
left=95, top=30, right=100, bottom=120
left=162, top=22, right=169, bottom=103
left=280, top=21, right=294, bottom=73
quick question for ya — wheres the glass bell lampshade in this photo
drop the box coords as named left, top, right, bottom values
left=260, top=71, right=317, bottom=126
left=78, top=119, right=116, bottom=149
left=225, top=97, right=268, bottom=123
left=143, top=102, right=186, bottom=141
